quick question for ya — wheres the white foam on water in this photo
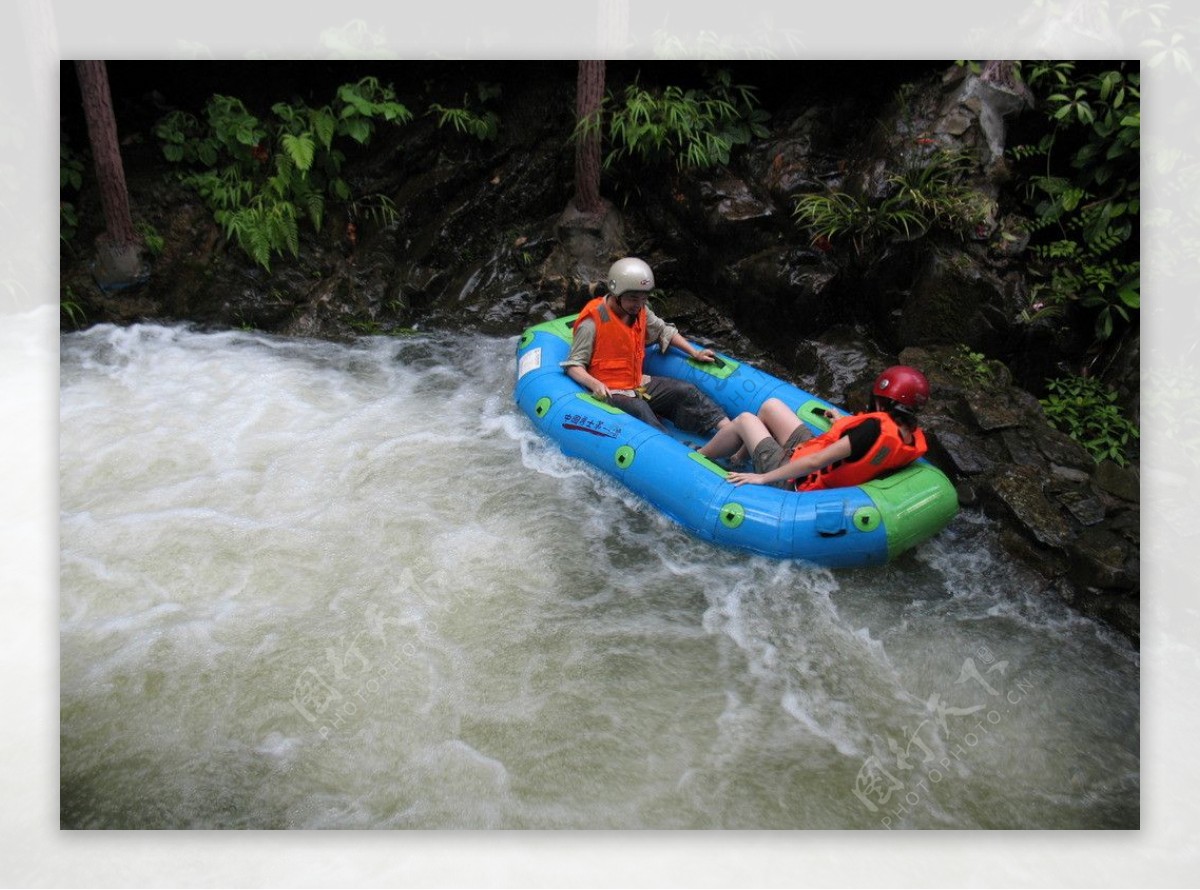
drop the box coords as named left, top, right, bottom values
left=59, top=322, right=1140, bottom=829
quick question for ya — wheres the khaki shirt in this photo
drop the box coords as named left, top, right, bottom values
left=560, top=307, right=679, bottom=395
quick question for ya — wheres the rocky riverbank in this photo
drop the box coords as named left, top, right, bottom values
left=60, top=61, right=1139, bottom=643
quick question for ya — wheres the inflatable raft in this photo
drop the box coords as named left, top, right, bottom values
left=514, top=314, right=958, bottom=567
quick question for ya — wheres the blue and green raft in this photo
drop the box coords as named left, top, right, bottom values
left=515, top=315, right=958, bottom=567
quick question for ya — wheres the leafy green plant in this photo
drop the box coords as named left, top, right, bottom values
left=945, top=344, right=995, bottom=386
left=60, top=202, right=79, bottom=247
left=154, top=77, right=412, bottom=271
left=792, top=149, right=990, bottom=257
left=1041, top=374, right=1139, bottom=466
left=135, top=221, right=165, bottom=257
left=61, top=141, right=84, bottom=191
left=593, top=69, right=770, bottom=172
left=347, top=193, right=399, bottom=229
left=429, top=104, right=500, bottom=141
left=61, top=286, right=86, bottom=329
left=1008, top=62, right=1140, bottom=348
left=217, top=197, right=300, bottom=270
left=428, top=83, right=501, bottom=141
left=153, top=96, right=267, bottom=168
left=60, top=140, right=85, bottom=247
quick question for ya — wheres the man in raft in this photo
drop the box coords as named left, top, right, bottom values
left=562, top=256, right=733, bottom=437
left=697, top=365, right=931, bottom=489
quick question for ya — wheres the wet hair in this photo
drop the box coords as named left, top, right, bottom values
left=875, top=396, right=919, bottom=428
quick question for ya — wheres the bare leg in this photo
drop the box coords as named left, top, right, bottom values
left=698, top=412, right=771, bottom=460
left=758, top=398, right=806, bottom=443
left=715, top=416, right=748, bottom=464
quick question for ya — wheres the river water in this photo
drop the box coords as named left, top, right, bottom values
left=59, top=322, right=1138, bottom=830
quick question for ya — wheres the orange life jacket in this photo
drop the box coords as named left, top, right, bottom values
left=790, top=411, right=927, bottom=492
left=573, top=296, right=647, bottom=390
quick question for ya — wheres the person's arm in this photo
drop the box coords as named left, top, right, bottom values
left=644, top=308, right=717, bottom=362
left=726, top=437, right=853, bottom=487
left=566, top=364, right=612, bottom=399
left=560, top=319, right=611, bottom=398
left=668, top=330, right=717, bottom=363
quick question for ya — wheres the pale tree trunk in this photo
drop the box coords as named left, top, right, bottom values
left=596, top=0, right=629, bottom=57
left=75, top=60, right=137, bottom=247
left=574, top=60, right=605, bottom=214
left=75, top=60, right=145, bottom=288
left=18, top=0, right=57, bottom=119
left=13, top=0, right=58, bottom=309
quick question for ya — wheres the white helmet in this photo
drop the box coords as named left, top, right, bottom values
left=607, top=257, right=655, bottom=297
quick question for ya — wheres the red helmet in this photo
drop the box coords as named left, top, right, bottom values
left=872, top=365, right=930, bottom=412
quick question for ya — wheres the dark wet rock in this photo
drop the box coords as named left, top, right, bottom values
left=1092, top=460, right=1140, bottom=503
left=745, top=107, right=839, bottom=200
left=954, top=481, right=980, bottom=507
left=696, top=171, right=776, bottom=229
left=936, top=65, right=1034, bottom=165
left=964, top=391, right=1032, bottom=434
left=998, top=526, right=1069, bottom=578
left=985, top=465, right=1073, bottom=549
left=1059, top=491, right=1107, bottom=526
left=1056, top=581, right=1140, bottom=648
left=60, top=62, right=1140, bottom=645
left=1033, top=423, right=1095, bottom=470
left=549, top=200, right=627, bottom=290
left=897, top=249, right=1023, bottom=355
left=720, top=246, right=838, bottom=353
left=1049, top=464, right=1092, bottom=486
left=926, top=424, right=997, bottom=476
left=1068, top=527, right=1137, bottom=591
left=792, top=325, right=891, bottom=405
left=999, top=428, right=1048, bottom=472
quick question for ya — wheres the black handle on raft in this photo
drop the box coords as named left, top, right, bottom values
left=676, top=345, right=726, bottom=368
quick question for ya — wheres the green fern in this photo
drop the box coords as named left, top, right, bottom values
left=61, top=291, right=86, bottom=328
left=429, top=103, right=500, bottom=141
left=597, top=71, right=766, bottom=172
left=349, top=193, right=399, bottom=228
left=281, top=132, right=316, bottom=171
left=1008, top=61, right=1140, bottom=348
left=135, top=221, right=165, bottom=257
left=154, top=79, right=412, bottom=270
left=792, top=149, right=986, bottom=257
left=1041, top=374, right=1139, bottom=466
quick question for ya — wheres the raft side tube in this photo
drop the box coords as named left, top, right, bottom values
left=516, top=319, right=956, bottom=566
left=860, top=462, right=960, bottom=561
left=644, top=348, right=839, bottom=433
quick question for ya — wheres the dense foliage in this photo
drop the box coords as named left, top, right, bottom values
left=428, top=82, right=502, bottom=142
left=63, top=62, right=1141, bottom=467
left=792, top=148, right=993, bottom=258
left=587, top=68, right=770, bottom=172
left=1010, top=61, right=1140, bottom=348
left=1041, top=374, right=1140, bottom=466
left=152, top=77, right=411, bottom=270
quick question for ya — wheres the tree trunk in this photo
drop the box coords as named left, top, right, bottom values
left=596, top=0, right=630, bottom=57
left=574, top=60, right=605, bottom=214
left=76, top=60, right=136, bottom=246
left=75, top=60, right=144, bottom=288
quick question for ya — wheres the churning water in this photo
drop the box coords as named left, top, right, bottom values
left=59, top=323, right=1138, bottom=829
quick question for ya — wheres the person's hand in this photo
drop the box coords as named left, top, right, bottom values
left=692, top=348, right=717, bottom=363
left=589, top=380, right=611, bottom=400
left=726, top=471, right=767, bottom=487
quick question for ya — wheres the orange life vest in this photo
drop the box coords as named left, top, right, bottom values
left=790, top=411, right=927, bottom=492
left=573, top=296, right=647, bottom=390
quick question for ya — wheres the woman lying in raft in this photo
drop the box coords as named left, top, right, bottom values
left=697, top=366, right=931, bottom=489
